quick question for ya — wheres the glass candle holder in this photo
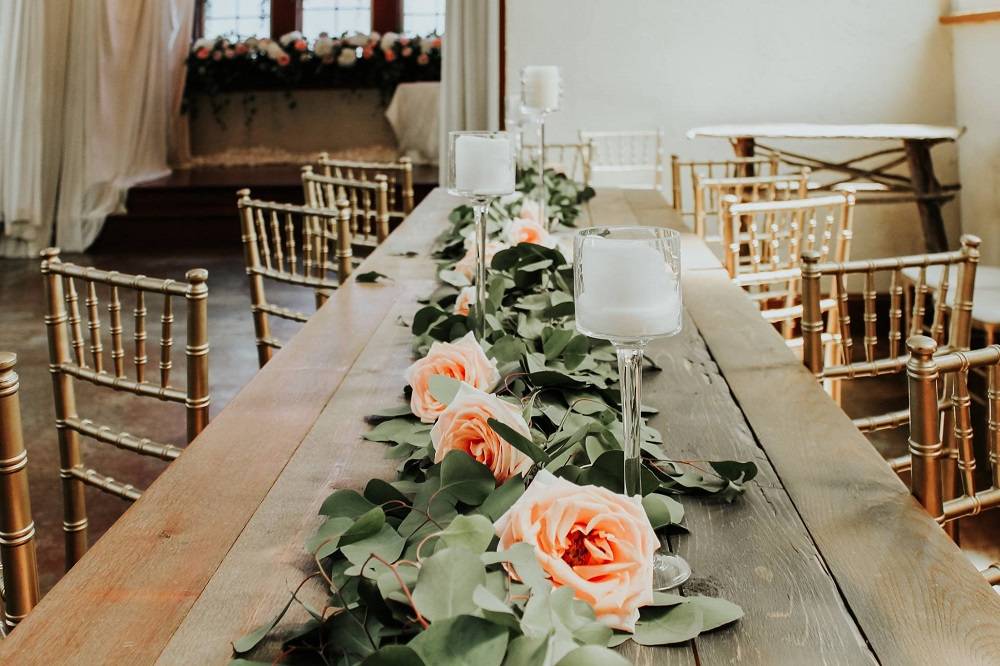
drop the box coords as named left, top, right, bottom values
left=573, top=225, right=690, bottom=589
left=447, top=131, right=516, bottom=340
left=520, top=66, right=562, bottom=231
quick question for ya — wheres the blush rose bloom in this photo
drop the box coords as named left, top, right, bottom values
left=494, top=470, right=657, bottom=631
left=454, top=241, right=507, bottom=282
left=430, top=383, right=533, bottom=483
left=506, top=217, right=555, bottom=248
left=404, top=332, right=500, bottom=423
left=454, top=286, right=476, bottom=316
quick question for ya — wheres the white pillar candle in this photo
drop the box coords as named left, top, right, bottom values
left=522, top=66, right=560, bottom=112
left=576, top=239, right=681, bottom=339
left=454, top=135, right=515, bottom=195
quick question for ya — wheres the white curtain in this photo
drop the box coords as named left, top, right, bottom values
left=439, top=0, right=502, bottom=182
left=56, top=0, right=193, bottom=252
left=0, top=0, right=193, bottom=257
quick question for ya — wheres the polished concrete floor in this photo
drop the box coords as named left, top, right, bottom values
left=0, top=248, right=997, bottom=594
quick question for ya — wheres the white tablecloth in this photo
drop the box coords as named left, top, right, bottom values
left=385, top=82, right=440, bottom=165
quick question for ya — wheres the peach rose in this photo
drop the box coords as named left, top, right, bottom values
left=293, top=39, right=307, bottom=51
left=277, top=53, right=290, bottom=66
left=384, top=48, right=397, bottom=62
left=430, top=383, right=533, bottom=483
left=454, top=241, right=507, bottom=282
left=401, top=46, right=413, bottom=58
left=195, top=47, right=210, bottom=59
left=454, top=286, right=476, bottom=316
left=506, top=217, right=555, bottom=248
left=404, top=332, right=500, bottom=423
left=417, top=53, right=430, bottom=66
left=495, top=470, right=657, bottom=631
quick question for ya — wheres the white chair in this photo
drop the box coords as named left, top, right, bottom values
left=578, top=129, right=664, bottom=190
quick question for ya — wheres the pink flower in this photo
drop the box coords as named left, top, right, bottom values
left=454, top=241, right=507, bottom=283
left=495, top=471, right=658, bottom=631
left=401, top=46, right=413, bottom=58
left=431, top=37, right=442, bottom=49
left=277, top=53, right=290, bottom=66
left=195, top=47, right=210, bottom=60
left=454, top=286, right=476, bottom=316
left=404, top=332, right=501, bottom=423
left=417, top=53, right=430, bottom=66
left=384, top=48, right=397, bottom=62
left=293, top=39, right=307, bottom=51
left=235, top=43, right=249, bottom=55
left=506, top=217, right=555, bottom=248
left=430, top=383, right=533, bottom=483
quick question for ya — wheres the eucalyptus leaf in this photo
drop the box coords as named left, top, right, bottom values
left=361, top=646, right=426, bottom=666
left=437, top=514, right=495, bottom=553
left=356, top=271, right=390, bottom=283
left=408, top=615, right=508, bottom=666
left=487, top=418, right=549, bottom=464
left=439, top=450, right=496, bottom=505
left=427, top=375, right=463, bottom=406
left=555, top=645, right=632, bottom=666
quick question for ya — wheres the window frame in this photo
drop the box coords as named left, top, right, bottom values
left=194, top=0, right=406, bottom=38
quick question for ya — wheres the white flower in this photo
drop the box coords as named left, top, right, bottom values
left=264, top=41, right=286, bottom=60
left=244, top=37, right=259, bottom=50
left=346, top=32, right=369, bottom=47
left=193, top=37, right=215, bottom=51
left=279, top=30, right=302, bottom=46
left=314, top=36, right=335, bottom=57
left=505, top=217, right=556, bottom=248
left=337, top=48, right=358, bottom=67
left=380, top=32, right=399, bottom=51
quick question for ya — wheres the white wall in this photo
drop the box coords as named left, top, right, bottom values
left=950, top=0, right=1000, bottom=264
left=506, top=0, right=960, bottom=260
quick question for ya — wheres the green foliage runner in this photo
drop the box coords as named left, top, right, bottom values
left=233, top=170, right=757, bottom=665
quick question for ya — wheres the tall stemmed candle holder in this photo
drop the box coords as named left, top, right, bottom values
left=520, top=65, right=562, bottom=231
left=447, top=131, right=516, bottom=341
left=573, top=226, right=691, bottom=590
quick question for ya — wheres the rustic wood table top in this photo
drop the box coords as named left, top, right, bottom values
left=686, top=123, right=964, bottom=142
left=4, top=189, right=1000, bottom=665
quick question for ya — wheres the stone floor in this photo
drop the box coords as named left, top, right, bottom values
left=0, top=247, right=996, bottom=594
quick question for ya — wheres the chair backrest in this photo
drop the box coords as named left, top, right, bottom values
left=0, top=353, right=40, bottom=631
left=693, top=170, right=811, bottom=241
left=238, top=189, right=353, bottom=367
left=519, top=141, right=591, bottom=184
left=316, top=153, right=413, bottom=219
left=578, top=129, right=664, bottom=189
left=801, top=236, right=980, bottom=434
left=302, top=166, right=390, bottom=245
left=720, top=192, right=856, bottom=279
left=906, top=335, right=1000, bottom=539
left=671, top=154, right=779, bottom=220
left=39, top=249, right=210, bottom=567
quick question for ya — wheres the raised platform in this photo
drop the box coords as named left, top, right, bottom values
left=93, top=164, right=438, bottom=252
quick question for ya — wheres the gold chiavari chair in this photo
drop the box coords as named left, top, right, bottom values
left=238, top=190, right=354, bottom=367
left=302, top=166, right=390, bottom=248
left=39, top=249, right=210, bottom=568
left=0, top=353, right=40, bottom=631
left=671, top=154, right=779, bottom=226
left=519, top=141, right=592, bottom=185
left=578, top=129, right=665, bottom=190
left=800, top=237, right=980, bottom=453
left=693, top=170, right=811, bottom=244
left=907, top=334, right=1000, bottom=563
left=316, top=153, right=414, bottom=222
left=719, top=193, right=856, bottom=337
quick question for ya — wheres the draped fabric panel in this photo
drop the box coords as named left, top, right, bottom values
left=55, top=0, right=194, bottom=252
left=439, top=0, right=501, bottom=182
left=0, top=0, right=193, bottom=257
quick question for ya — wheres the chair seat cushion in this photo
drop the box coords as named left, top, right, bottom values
left=901, top=264, right=1000, bottom=324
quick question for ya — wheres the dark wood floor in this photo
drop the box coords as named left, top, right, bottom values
left=1, top=245, right=997, bottom=593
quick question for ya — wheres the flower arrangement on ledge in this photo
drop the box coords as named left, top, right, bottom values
left=232, top=172, right=756, bottom=664
left=183, top=30, right=442, bottom=128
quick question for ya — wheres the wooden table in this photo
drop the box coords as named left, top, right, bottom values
left=4, top=189, right=1000, bottom=665
left=687, top=123, right=963, bottom=253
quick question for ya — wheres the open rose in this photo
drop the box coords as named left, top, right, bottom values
left=495, top=470, right=657, bottom=631
left=404, top=332, right=500, bottom=423
left=454, top=286, right=476, bottom=316
left=454, top=241, right=507, bottom=282
left=431, top=383, right=533, bottom=483
left=506, top=217, right=555, bottom=248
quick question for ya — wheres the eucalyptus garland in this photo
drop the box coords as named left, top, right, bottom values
left=232, top=172, right=758, bottom=665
